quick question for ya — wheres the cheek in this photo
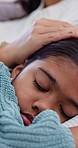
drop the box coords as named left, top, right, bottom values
left=14, top=80, right=35, bottom=112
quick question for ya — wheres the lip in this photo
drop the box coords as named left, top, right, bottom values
left=21, top=112, right=35, bottom=126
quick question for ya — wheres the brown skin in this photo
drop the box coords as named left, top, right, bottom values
left=0, top=18, right=78, bottom=147
left=12, top=57, right=78, bottom=147
left=45, top=0, right=62, bottom=7
left=12, top=57, right=78, bottom=123
left=70, top=127, right=78, bottom=148
left=0, top=19, right=78, bottom=68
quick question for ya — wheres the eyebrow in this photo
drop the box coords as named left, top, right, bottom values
left=39, top=68, right=78, bottom=111
left=39, top=67, right=56, bottom=85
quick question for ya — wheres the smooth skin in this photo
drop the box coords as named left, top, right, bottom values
left=45, top=0, right=62, bottom=7
left=12, top=57, right=78, bottom=123
left=0, top=19, right=78, bottom=67
left=0, top=18, right=78, bottom=147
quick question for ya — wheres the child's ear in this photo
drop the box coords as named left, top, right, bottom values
left=11, top=64, right=24, bottom=80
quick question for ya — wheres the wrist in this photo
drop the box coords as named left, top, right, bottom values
left=0, top=42, right=17, bottom=68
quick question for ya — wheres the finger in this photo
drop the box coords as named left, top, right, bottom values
left=37, top=29, right=78, bottom=46
left=33, top=26, right=70, bottom=35
left=35, top=18, right=71, bottom=28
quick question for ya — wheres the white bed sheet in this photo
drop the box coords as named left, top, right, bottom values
left=0, top=0, right=78, bottom=42
left=63, top=116, right=78, bottom=127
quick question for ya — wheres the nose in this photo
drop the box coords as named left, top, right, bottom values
left=32, top=100, right=52, bottom=116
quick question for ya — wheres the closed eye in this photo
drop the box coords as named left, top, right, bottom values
left=33, top=79, right=49, bottom=93
left=60, top=105, right=72, bottom=120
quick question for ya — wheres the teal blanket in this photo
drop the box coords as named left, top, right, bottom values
left=0, top=62, right=75, bottom=148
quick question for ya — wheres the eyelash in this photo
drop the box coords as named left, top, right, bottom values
left=33, top=79, right=49, bottom=93
left=60, top=105, right=72, bottom=119
left=33, top=80, right=73, bottom=119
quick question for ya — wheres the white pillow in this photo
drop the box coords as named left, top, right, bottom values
left=63, top=115, right=78, bottom=127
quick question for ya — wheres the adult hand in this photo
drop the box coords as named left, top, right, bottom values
left=30, top=18, right=78, bottom=47
left=1, top=18, right=78, bottom=68
left=14, top=18, right=78, bottom=64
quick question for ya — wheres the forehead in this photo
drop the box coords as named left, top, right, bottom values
left=23, top=56, right=78, bottom=90
left=24, top=56, right=78, bottom=80
left=44, top=56, right=78, bottom=74
left=43, top=56, right=78, bottom=99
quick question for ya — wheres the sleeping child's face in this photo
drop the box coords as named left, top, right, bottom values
left=11, top=57, right=78, bottom=125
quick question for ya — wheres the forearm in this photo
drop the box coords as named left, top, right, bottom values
left=70, top=127, right=78, bottom=148
left=0, top=42, right=17, bottom=68
left=0, top=24, right=35, bottom=68
left=1, top=19, right=78, bottom=68
left=0, top=39, right=34, bottom=68
left=0, top=41, right=27, bottom=68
